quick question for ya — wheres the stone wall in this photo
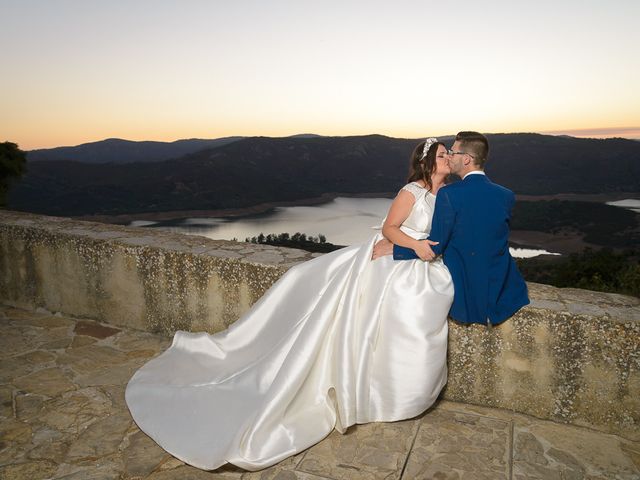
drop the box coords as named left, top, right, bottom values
left=1, top=209, right=638, bottom=441
left=0, top=210, right=316, bottom=334
left=445, top=287, right=639, bottom=442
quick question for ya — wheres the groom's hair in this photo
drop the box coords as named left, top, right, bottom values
left=456, top=131, right=489, bottom=168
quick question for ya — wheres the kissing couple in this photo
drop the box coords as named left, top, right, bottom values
left=126, top=131, right=530, bottom=471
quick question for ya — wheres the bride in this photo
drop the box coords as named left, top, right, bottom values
left=125, top=138, right=454, bottom=471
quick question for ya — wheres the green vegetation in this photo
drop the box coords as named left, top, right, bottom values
left=245, top=232, right=344, bottom=253
left=511, top=200, right=639, bottom=248
left=0, top=142, right=27, bottom=208
left=509, top=200, right=639, bottom=296
left=517, top=248, right=639, bottom=298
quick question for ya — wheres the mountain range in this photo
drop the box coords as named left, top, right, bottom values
left=26, top=136, right=243, bottom=164
left=7, top=133, right=640, bottom=217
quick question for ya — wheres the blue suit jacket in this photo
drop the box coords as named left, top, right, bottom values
left=393, top=174, right=529, bottom=325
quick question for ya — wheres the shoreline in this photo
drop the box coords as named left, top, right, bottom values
left=73, top=191, right=640, bottom=226
left=508, top=231, right=598, bottom=255
left=515, top=192, right=640, bottom=202
left=71, top=191, right=397, bottom=225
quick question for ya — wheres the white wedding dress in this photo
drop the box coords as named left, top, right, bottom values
left=125, top=181, right=454, bottom=471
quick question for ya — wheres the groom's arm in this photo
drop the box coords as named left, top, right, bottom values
left=392, top=243, right=420, bottom=260
left=392, top=188, right=455, bottom=260
left=428, top=188, right=455, bottom=256
left=374, top=239, right=423, bottom=260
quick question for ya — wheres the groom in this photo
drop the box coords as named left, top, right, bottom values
left=374, top=131, right=529, bottom=326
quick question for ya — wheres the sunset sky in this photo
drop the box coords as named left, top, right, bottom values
left=2, top=0, right=639, bottom=150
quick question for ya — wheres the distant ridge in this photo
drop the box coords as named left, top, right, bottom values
left=27, top=136, right=244, bottom=164
left=287, top=133, right=324, bottom=139
left=8, top=133, right=640, bottom=217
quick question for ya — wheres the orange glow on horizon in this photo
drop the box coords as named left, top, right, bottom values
left=7, top=124, right=639, bottom=152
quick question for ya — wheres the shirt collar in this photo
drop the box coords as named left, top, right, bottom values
left=462, top=170, right=486, bottom=180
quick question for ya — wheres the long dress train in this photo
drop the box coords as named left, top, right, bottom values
left=125, top=181, right=454, bottom=471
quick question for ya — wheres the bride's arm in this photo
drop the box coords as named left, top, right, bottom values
left=381, top=190, right=429, bottom=254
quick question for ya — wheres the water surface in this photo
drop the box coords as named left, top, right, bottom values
left=606, top=199, right=640, bottom=213
left=130, top=197, right=559, bottom=258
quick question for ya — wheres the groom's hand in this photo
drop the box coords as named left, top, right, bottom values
left=372, top=239, right=393, bottom=259
left=415, top=239, right=439, bottom=261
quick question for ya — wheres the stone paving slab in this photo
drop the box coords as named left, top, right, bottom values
left=403, top=408, right=511, bottom=479
left=0, top=304, right=638, bottom=479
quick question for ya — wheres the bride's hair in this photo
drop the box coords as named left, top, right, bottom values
left=407, top=140, right=444, bottom=192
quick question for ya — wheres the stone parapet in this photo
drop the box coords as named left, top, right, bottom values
left=0, top=209, right=315, bottom=335
left=445, top=286, right=639, bottom=442
left=1, top=209, right=638, bottom=441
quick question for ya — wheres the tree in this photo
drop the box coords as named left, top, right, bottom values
left=0, top=142, right=27, bottom=208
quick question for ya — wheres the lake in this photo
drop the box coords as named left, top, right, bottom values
left=130, top=197, right=560, bottom=259
left=606, top=199, right=640, bottom=213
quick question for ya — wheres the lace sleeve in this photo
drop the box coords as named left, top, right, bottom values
left=400, top=182, right=425, bottom=200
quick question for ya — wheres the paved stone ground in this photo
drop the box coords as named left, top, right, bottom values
left=0, top=305, right=638, bottom=480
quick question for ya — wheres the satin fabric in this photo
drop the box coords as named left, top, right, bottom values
left=125, top=183, right=454, bottom=471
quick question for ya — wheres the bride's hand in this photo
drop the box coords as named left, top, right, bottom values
left=372, top=239, right=393, bottom=260
left=414, top=239, right=438, bottom=261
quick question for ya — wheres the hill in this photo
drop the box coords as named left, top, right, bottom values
left=7, top=133, right=640, bottom=216
left=485, top=134, right=639, bottom=194
left=26, top=137, right=243, bottom=164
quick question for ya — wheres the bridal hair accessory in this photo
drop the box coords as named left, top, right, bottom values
left=420, top=137, right=438, bottom=160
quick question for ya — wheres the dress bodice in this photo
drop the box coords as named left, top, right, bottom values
left=396, top=182, right=436, bottom=239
